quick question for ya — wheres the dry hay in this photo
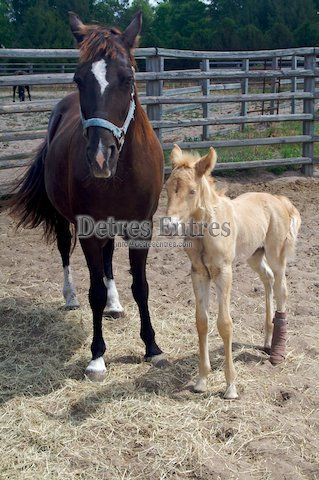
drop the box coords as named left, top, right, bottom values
left=0, top=173, right=319, bottom=479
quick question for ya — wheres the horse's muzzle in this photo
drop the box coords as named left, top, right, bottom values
left=87, top=144, right=118, bottom=179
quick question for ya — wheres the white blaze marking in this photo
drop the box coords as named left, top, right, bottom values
left=86, top=356, right=106, bottom=372
left=91, top=59, right=108, bottom=95
left=103, top=277, right=124, bottom=313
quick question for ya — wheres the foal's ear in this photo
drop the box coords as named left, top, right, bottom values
left=122, top=11, right=142, bottom=49
left=195, top=147, right=217, bottom=177
left=170, top=144, right=183, bottom=168
left=69, top=11, right=86, bottom=44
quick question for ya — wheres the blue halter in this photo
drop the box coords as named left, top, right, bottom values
left=81, top=87, right=136, bottom=150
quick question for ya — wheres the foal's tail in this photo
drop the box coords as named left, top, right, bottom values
left=4, top=140, right=59, bottom=242
left=278, top=195, right=301, bottom=259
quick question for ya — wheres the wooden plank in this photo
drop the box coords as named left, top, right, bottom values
left=270, top=57, right=279, bottom=114
left=162, top=135, right=313, bottom=150
left=0, top=152, right=32, bottom=162
left=140, top=91, right=313, bottom=105
left=152, top=113, right=312, bottom=129
left=3, top=68, right=312, bottom=87
left=164, top=157, right=311, bottom=176
left=0, top=129, right=46, bottom=142
left=157, top=47, right=315, bottom=60
left=0, top=47, right=156, bottom=58
left=0, top=100, right=59, bottom=114
left=0, top=158, right=30, bottom=169
left=302, top=54, right=316, bottom=176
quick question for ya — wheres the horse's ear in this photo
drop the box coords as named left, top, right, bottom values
left=195, top=147, right=217, bottom=177
left=69, top=11, right=86, bottom=44
left=170, top=144, right=183, bottom=168
left=122, top=11, right=142, bottom=49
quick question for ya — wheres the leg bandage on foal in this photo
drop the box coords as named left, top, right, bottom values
left=269, top=311, right=287, bottom=365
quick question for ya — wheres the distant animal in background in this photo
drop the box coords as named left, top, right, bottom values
left=13, top=71, right=31, bottom=102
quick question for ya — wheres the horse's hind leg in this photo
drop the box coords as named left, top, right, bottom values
left=102, top=239, right=124, bottom=318
left=247, top=248, right=274, bottom=351
left=56, top=217, right=79, bottom=309
left=266, top=252, right=288, bottom=365
left=129, top=246, right=164, bottom=366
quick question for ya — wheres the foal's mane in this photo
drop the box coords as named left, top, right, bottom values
left=78, top=23, right=134, bottom=64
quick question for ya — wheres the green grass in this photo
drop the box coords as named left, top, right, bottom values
left=164, top=121, right=319, bottom=174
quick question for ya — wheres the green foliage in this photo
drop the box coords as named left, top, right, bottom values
left=1, top=0, right=319, bottom=50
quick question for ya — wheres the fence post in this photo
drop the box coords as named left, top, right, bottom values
left=201, top=59, right=210, bottom=140
left=240, top=58, right=249, bottom=131
left=291, top=55, right=297, bottom=114
left=146, top=50, right=163, bottom=143
left=302, top=53, right=316, bottom=176
left=270, top=56, right=278, bottom=114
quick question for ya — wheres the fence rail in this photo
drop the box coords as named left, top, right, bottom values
left=0, top=46, right=318, bottom=180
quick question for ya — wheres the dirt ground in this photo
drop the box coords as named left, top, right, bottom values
left=0, top=168, right=318, bottom=480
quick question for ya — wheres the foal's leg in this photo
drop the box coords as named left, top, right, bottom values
left=80, top=238, right=107, bottom=380
left=129, top=246, right=164, bottom=365
left=191, top=269, right=211, bottom=393
left=102, top=239, right=124, bottom=318
left=56, top=217, right=79, bottom=309
left=247, top=248, right=274, bottom=351
left=266, top=253, right=288, bottom=365
left=213, top=264, right=238, bottom=399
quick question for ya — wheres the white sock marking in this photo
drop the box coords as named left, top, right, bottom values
left=91, top=59, right=108, bottom=95
left=86, top=356, right=106, bottom=372
left=103, top=277, right=124, bottom=313
left=63, top=266, right=79, bottom=308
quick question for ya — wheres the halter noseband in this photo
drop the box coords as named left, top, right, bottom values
left=80, top=87, right=136, bottom=150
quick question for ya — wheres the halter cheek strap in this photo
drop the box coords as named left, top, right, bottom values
left=81, top=87, right=136, bottom=150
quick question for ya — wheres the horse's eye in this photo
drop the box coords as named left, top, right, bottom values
left=120, top=74, right=133, bottom=87
left=189, top=189, right=196, bottom=195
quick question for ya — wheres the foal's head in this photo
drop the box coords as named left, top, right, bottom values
left=166, top=145, right=218, bottom=226
left=69, top=11, right=141, bottom=178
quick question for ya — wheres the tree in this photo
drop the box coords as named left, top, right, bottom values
left=0, top=0, right=14, bottom=46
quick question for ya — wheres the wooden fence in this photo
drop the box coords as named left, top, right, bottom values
left=0, top=46, right=318, bottom=179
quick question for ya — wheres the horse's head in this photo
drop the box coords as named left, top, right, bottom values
left=69, top=11, right=141, bottom=179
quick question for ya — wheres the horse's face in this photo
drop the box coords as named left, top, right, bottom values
left=70, top=12, right=141, bottom=179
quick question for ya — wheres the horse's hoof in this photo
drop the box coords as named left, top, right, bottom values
left=85, top=369, right=107, bottom=382
left=193, top=378, right=207, bottom=393
left=146, top=353, right=170, bottom=368
left=224, top=384, right=238, bottom=400
left=104, top=310, right=125, bottom=319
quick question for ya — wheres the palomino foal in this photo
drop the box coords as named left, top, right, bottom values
left=166, top=145, right=301, bottom=399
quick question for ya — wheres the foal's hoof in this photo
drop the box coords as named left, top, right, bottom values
left=64, top=304, right=80, bottom=311
left=224, top=384, right=238, bottom=400
left=146, top=353, right=170, bottom=368
left=193, top=378, right=207, bottom=393
left=104, top=309, right=125, bottom=319
left=85, top=369, right=107, bottom=382
left=263, top=346, right=271, bottom=355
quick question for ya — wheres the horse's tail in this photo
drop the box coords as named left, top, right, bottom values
left=278, top=195, right=301, bottom=259
left=4, top=140, right=59, bottom=243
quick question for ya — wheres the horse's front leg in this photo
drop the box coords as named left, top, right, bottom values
left=80, top=238, right=107, bottom=381
left=213, top=264, right=238, bottom=399
left=129, top=245, right=165, bottom=367
left=103, top=239, right=124, bottom=318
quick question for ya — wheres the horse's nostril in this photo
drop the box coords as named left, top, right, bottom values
left=106, top=145, right=116, bottom=162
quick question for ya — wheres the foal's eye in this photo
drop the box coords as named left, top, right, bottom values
left=189, top=189, right=196, bottom=195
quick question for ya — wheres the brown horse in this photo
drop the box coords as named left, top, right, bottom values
left=7, top=11, right=165, bottom=380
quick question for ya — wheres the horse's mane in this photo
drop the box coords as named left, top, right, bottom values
left=78, top=23, right=133, bottom=63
